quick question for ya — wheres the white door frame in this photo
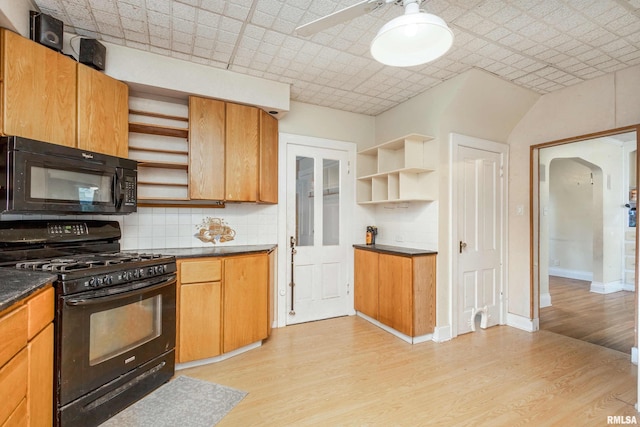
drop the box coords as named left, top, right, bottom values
left=450, top=133, right=509, bottom=338
left=276, top=132, right=357, bottom=328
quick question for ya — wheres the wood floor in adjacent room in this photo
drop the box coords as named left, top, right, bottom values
left=540, top=275, right=635, bottom=354
left=180, top=316, right=637, bottom=426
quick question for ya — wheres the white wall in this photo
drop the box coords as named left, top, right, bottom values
left=371, top=69, right=540, bottom=336
left=548, top=158, right=595, bottom=277
left=279, top=101, right=374, bottom=148
left=507, top=64, right=640, bottom=320
left=539, top=139, right=627, bottom=300
left=0, top=0, right=33, bottom=35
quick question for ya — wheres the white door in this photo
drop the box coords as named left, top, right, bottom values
left=286, top=144, right=351, bottom=325
left=454, top=136, right=506, bottom=335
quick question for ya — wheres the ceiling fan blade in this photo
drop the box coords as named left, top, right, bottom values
left=296, top=0, right=388, bottom=37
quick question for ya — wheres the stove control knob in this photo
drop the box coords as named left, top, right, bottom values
left=125, top=271, right=133, bottom=281
left=88, top=277, right=96, bottom=287
left=148, top=267, right=154, bottom=276
left=104, top=275, right=113, bottom=285
left=139, top=268, right=145, bottom=277
left=157, top=265, right=165, bottom=274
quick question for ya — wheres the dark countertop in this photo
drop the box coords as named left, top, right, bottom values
left=157, top=244, right=277, bottom=259
left=0, top=269, right=56, bottom=313
left=353, top=244, right=437, bottom=257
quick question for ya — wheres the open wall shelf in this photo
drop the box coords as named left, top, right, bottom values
left=128, top=97, right=190, bottom=201
left=356, top=134, right=437, bottom=204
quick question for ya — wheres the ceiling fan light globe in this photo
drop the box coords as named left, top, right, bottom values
left=370, top=12, right=454, bottom=67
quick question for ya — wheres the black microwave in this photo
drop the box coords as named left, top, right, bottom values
left=0, top=136, right=137, bottom=215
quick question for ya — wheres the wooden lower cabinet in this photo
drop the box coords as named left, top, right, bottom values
left=28, top=324, right=54, bottom=427
left=177, top=253, right=271, bottom=364
left=177, top=259, right=222, bottom=363
left=223, top=254, right=269, bottom=353
left=178, top=281, right=222, bottom=362
left=354, top=248, right=436, bottom=338
left=0, top=285, right=54, bottom=427
left=354, top=249, right=379, bottom=320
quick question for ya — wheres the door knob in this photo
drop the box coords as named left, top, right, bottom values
left=459, top=241, right=467, bottom=253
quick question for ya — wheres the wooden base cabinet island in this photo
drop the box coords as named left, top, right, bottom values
left=354, top=245, right=436, bottom=344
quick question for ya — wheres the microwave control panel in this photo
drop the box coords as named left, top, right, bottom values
left=124, top=175, right=136, bottom=206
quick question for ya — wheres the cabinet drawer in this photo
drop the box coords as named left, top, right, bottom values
left=180, top=259, right=222, bottom=283
left=3, top=398, right=27, bottom=427
left=0, top=348, right=28, bottom=426
left=27, top=287, right=54, bottom=340
left=0, top=305, right=27, bottom=368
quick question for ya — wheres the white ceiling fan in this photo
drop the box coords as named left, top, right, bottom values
left=295, top=0, right=454, bottom=67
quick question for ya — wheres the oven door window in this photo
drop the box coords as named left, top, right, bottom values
left=89, top=294, right=162, bottom=365
left=30, top=164, right=114, bottom=205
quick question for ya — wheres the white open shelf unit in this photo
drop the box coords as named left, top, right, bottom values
left=356, top=134, right=436, bottom=204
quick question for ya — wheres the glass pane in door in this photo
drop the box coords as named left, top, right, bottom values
left=296, top=156, right=314, bottom=246
left=323, top=159, right=340, bottom=245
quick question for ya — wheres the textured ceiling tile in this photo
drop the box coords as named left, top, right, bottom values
left=27, top=0, right=640, bottom=116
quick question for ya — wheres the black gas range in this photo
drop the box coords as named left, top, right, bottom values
left=0, top=220, right=177, bottom=427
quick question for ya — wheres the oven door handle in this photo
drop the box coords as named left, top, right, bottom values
left=65, top=275, right=176, bottom=306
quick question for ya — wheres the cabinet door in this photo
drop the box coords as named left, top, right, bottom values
left=223, top=254, right=268, bottom=353
left=28, top=324, right=53, bottom=427
left=225, top=103, right=259, bottom=201
left=378, top=254, right=413, bottom=336
left=413, top=254, right=436, bottom=336
left=0, top=348, right=28, bottom=425
left=258, top=110, right=278, bottom=203
left=354, top=249, right=379, bottom=320
left=188, top=96, right=225, bottom=200
left=77, top=64, right=129, bottom=157
left=2, top=29, right=76, bottom=147
left=178, top=281, right=221, bottom=362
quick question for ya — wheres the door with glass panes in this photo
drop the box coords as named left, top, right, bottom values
left=286, top=144, right=350, bottom=325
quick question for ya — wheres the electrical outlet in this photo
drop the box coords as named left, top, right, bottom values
left=395, top=234, right=404, bottom=242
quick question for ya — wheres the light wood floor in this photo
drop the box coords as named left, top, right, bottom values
left=540, top=276, right=635, bottom=354
left=180, top=316, right=637, bottom=426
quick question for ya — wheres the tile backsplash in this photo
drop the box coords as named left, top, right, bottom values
left=0, top=204, right=278, bottom=251
left=122, top=205, right=278, bottom=250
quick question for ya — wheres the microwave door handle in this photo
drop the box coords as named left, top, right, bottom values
left=113, top=169, right=124, bottom=209
left=65, top=275, right=176, bottom=306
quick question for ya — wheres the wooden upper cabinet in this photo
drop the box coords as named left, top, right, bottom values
left=259, top=110, right=278, bottom=203
left=188, top=96, right=225, bottom=200
left=77, top=64, right=129, bottom=157
left=226, top=103, right=259, bottom=202
left=1, top=29, right=77, bottom=147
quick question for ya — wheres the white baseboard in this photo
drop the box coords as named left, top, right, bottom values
left=548, top=267, right=593, bottom=281
left=590, top=280, right=624, bottom=294
left=540, top=292, right=552, bottom=308
left=632, top=347, right=638, bottom=365
left=432, top=325, right=452, bottom=342
left=507, top=313, right=539, bottom=332
left=356, top=312, right=433, bottom=344
left=622, top=283, right=635, bottom=292
left=176, top=341, right=262, bottom=370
